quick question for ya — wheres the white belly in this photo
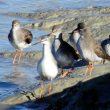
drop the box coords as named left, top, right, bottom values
left=77, top=38, right=102, bottom=62
left=11, top=40, right=31, bottom=50
left=17, top=42, right=31, bottom=49
left=38, top=58, right=58, bottom=80
left=81, top=48, right=102, bottom=62
left=105, top=44, right=110, bottom=56
left=12, top=30, right=31, bottom=50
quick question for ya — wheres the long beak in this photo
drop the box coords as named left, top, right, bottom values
left=68, top=32, right=72, bottom=35
left=32, top=35, right=50, bottom=46
left=32, top=40, right=42, bottom=46
left=49, top=32, right=56, bottom=38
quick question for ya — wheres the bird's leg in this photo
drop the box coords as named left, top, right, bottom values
left=61, top=68, right=63, bottom=75
left=85, top=62, right=94, bottom=76
left=101, top=59, right=105, bottom=64
left=22, top=51, right=26, bottom=64
left=13, top=49, right=18, bottom=64
left=18, top=49, right=23, bottom=64
left=47, top=81, right=52, bottom=94
left=61, top=68, right=73, bottom=78
left=89, top=62, right=94, bottom=76
left=39, top=81, right=44, bottom=98
left=85, top=63, right=91, bottom=76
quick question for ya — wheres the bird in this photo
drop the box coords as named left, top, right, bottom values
left=8, top=20, right=33, bottom=64
left=37, top=35, right=58, bottom=97
left=69, top=22, right=110, bottom=75
left=69, top=22, right=85, bottom=47
left=101, top=35, right=110, bottom=56
left=50, top=25, right=79, bottom=77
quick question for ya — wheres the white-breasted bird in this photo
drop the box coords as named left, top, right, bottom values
left=8, top=20, right=33, bottom=64
left=37, top=35, right=58, bottom=97
left=50, top=25, right=79, bottom=77
left=69, top=22, right=110, bottom=75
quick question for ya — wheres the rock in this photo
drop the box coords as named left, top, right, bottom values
left=0, top=51, right=42, bottom=60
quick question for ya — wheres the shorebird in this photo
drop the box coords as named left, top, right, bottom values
left=37, top=35, right=58, bottom=97
left=8, top=20, right=33, bottom=64
left=69, top=22, right=110, bottom=75
left=101, top=35, right=110, bottom=56
left=50, top=25, right=79, bottom=77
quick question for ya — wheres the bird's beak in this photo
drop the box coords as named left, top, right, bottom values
left=32, top=35, right=50, bottom=46
left=32, top=39, right=42, bottom=46
left=49, top=32, right=55, bottom=38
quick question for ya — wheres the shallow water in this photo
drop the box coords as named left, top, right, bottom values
left=0, top=0, right=110, bottom=13
left=0, top=57, right=39, bottom=100
left=0, top=0, right=110, bottom=109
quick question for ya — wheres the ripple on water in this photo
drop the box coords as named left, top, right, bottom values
left=0, top=57, right=39, bottom=100
left=0, top=0, right=110, bottom=13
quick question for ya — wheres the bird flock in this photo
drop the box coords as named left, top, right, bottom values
left=8, top=20, right=110, bottom=97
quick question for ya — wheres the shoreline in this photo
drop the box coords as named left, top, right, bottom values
left=0, top=6, right=110, bottom=109
left=0, top=63, right=110, bottom=109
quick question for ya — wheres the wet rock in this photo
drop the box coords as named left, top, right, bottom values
left=0, top=51, right=42, bottom=60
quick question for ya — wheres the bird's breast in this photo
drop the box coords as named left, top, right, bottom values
left=105, top=44, right=110, bottom=56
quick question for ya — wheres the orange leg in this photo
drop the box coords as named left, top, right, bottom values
left=13, top=49, right=18, bottom=64
left=85, top=62, right=94, bottom=76
left=39, top=81, right=44, bottom=98
left=89, top=63, right=94, bottom=76
left=61, top=68, right=73, bottom=78
left=47, top=82, right=52, bottom=94
left=85, top=64, right=90, bottom=76
left=18, top=50, right=23, bottom=64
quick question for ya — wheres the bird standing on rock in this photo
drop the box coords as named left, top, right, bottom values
left=37, top=35, right=58, bottom=97
left=50, top=25, right=79, bottom=77
left=69, top=22, right=110, bottom=75
left=8, top=20, right=33, bottom=64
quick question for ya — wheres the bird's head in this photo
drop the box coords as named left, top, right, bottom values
left=34, top=35, right=51, bottom=46
left=109, top=35, right=110, bottom=40
left=50, top=25, right=63, bottom=39
left=68, top=22, right=85, bottom=43
left=12, top=20, right=20, bottom=29
left=77, top=22, right=85, bottom=30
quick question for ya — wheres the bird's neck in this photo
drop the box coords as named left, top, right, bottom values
left=53, top=36, right=61, bottom=51
left=73, top=31, right=81, bottom=44
left=12, top=26, right=20, bottom=32
left=43, top=43, right=53, bottom=59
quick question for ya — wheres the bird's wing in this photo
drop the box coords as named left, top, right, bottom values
left=19, top=28, right=33, bottom=43
left=94, top=41, right=107, bottom=59
left=8, top=29, right=13, bottom=42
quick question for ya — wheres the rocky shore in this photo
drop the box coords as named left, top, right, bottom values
left=0, top=7, right=110, bottom=109
left=1, top=63, right=110, bottom=110
left=3, top=7, right=110, bottom=39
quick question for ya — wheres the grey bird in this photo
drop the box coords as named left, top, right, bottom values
left=69, top=22, right=110, bottom=75
left=37, top=35, right=58, bottom=97
left=50, top=25, right=79, bottom=77
left=8, top=20, right=33, bottom=64
left=101, top=35, right=110, bottom=56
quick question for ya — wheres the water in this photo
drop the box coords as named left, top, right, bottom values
left=0, top=0, right=110, bottom=13
left=0, top=0, right=110, bottom=109
left=0, top=57, right=38, bottom=100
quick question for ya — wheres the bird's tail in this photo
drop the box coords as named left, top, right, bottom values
left=105, top=55, right=110, bottom=61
